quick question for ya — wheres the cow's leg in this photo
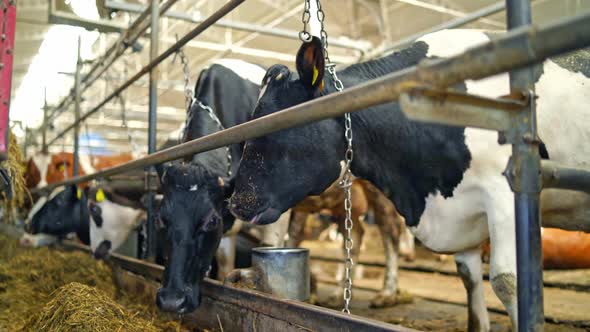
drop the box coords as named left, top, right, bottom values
left=215, top=234, right=236, bottom=280
left=370, top=207, right=402, bottom=308
left=398, top=227, right=416, bottom=261
left=455, top=248, right=490, bottom=332
left=487, top=202, right=518, bottom=330
left=286, top=211, right=307, bottom=247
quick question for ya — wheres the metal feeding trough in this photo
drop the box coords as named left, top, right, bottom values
left=225, top=247, right=310, bottom=301
left=252, top=247, right=310, bottom=301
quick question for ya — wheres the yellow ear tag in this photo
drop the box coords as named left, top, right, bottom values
left=96, top=189, right=105, bottom=203
left=76, top=189, right=82, bottom=200
left=58, top=164, right=65, bottom=172
left=312, top=66, right=319, bottom=85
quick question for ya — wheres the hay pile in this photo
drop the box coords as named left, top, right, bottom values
left=0, top=234, right=187, bottom=332
left=25, top=282, right=158, bottom=332
left=0, top=132, right=31, bottom=223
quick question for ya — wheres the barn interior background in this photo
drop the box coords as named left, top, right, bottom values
left=3, top=0, right=590, bottom=331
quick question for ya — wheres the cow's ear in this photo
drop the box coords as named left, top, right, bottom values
left=296, top=36, right=325, bottom=92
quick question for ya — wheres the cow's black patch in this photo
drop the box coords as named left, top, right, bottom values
left=89, top=203, right=103, bottom=228
left=551, top=47, right=590, bottom=78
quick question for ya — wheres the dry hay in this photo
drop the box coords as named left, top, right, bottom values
left=0, top=132, right=31, bottom=223
left=0, top=233, right=187, bottom=332
left=24, top=282, right=158, bottom=332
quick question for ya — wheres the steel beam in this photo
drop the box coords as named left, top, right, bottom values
left=31, top=11, right=590, bottom=194
left=105, top=0, right=369, bottom=51
left=48, top=7, right=125, bottom=33
left=47, top=0, right=247, bottom=147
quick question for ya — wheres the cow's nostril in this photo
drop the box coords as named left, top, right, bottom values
left=156, top=288, right=187, bottom=313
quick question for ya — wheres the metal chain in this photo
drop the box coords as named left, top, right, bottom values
left=194, top=100, right=232, bottom=178
left=174, top=45, right=232, bottom=178
left=120, top=57, right=140, bottom=155
left=300, top=0, right=354, bottom=314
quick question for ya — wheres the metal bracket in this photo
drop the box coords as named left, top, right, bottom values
left=399, top=86, right=525, bottom=131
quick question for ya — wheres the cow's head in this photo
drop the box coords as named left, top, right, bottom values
left=230, top=37, right=344, bottom=225
left=88, top=186, right=143, bottom=259
left=29, top=185, right=88, bottom=238
left=156, top=162, right=230, bottom=314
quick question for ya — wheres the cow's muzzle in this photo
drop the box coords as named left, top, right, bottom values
left=93, top=240, right=111, bottom=259
left=156, top=286, right=200, bottom=314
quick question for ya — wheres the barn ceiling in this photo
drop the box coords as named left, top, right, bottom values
left=10, top=0, right=590, bottom=155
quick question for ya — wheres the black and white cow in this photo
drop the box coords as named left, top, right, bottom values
left=155, top=59, right=290, bottom=314
left=21, top=185, right=90, bottom=247
left=229, top=30, right=590, bottom=331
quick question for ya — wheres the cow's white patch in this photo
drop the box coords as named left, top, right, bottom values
left=212, top=59, right=265, bottom=85
left=90, top=199, right=144, bottom=255
left=47, top=186, right=66, bottom=200
left=189, top=184, right=198, bottom=191
left=26, top=195, right=48, bottom=223
left=31, top=153, right=51, bottom=188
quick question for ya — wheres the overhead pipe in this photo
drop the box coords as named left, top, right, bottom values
left=47, top=0, right=247, bottom=147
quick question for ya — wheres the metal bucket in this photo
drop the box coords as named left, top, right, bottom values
left=251, top=247, right=310, bottom=301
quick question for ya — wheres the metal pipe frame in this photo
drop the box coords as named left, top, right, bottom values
left=44, top=0, right=180, bottom=125
left=105, top=0, right=370, bottom=52
left=31, top=11, right=590, bottom=195
left=145, top=0, right=159, bottom=260
left=541, top=161, right=590, bottom=195
left=504, top=1, right=544, bottom=330
left=46, top=0, right=247, bottom=147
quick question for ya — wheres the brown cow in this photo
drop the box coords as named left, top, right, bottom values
left=482, top=228, right=590, bottom=269
left=288, top=179, right=411, bottom=308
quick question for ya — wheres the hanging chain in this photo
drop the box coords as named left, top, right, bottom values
left=195, top=101, right=232, bottom=178
left=120, top=57, right=140, bottom=155
left=175, top=44, right=232, bottom=178
left=300, top=0, right=354, bottom=314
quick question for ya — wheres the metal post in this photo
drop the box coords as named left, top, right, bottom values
left=505, top=0, right=544, bottom=331
left=0, top=0, right=16, bottom=161
left=145, top=0, right=159, bottom=260
left=42, top=88, right=49, bottom=154
left=73, top=36, right=82, bottom=177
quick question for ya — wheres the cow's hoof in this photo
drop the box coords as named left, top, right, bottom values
left=369, top=291, right=397, bottom=308
left=370, top=289, right=414, bottom=308
left=319, top=292, right=345, bottom=308
left=307, top=293, right=318, bottom=305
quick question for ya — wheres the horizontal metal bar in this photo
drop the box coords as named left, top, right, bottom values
left=48, top=10, right=126, bottom=33
left=399, top=87, right=525, bottom=131
left=46, top=0, right=246, bottom=147
left=33, top=11, right=590, bottom=194
left=541, top=160, right=590, bottom=194
left=61, top=240, right=415, bottom=332
left=106, top=0, right=369, bottom=52
left=369, top=1, right=505, bottom=58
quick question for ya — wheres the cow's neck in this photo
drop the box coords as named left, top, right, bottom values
left=74, top=196, right=90, bottom=245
